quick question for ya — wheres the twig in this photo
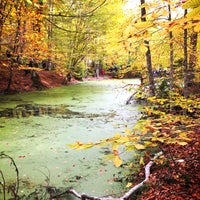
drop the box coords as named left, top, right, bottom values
left=0, top=170, right=6, bottom=200
left=0, top=152, right=19, bottom=199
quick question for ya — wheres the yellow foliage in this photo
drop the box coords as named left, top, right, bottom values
left=134, top=143, right=145, bottom=150
left=183, top=0, right=200, bottom=9
left=139, top=156, right=145, bottom=165
left=114, top=155, right=122, bottom=167
left=176, top=141, right=188, bottom=146
left=124, top=129, right=132, bottom=135
left=126, top=182, right=132, bottom=188
left=19, top=66, right=42, bottom=71
left=134, top=21, right=153, bottom=30
left=139, top=44, right=148, bottom=54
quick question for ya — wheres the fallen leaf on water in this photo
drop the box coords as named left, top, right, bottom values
left=18, top=155, right=25, bottom=159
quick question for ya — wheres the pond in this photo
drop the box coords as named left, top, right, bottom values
left=0, top=79, right=141, bottom=199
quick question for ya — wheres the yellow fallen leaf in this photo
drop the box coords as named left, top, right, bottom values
left=126, top=182, right=132, bottom=188
left=140, top=156, right=145, bottom=165
left=134, top=143, right=146, bottom=150
left=125, top=129, right=132, bottom=135
left=114, top=155, right=122, bottom=167
left=177, top=141, right=188, bottom=146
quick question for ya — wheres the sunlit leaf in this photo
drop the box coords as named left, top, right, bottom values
left=139, top=156, right=145, bottom=165
left=26, top=0, right=32, bottom=4
left=139, top=44, right=147, bottom=54
left=117, top=136, right=130, bottom=143
left=134, top=143, right=145, bottom=150
left=126, top=182, right=132, bottom=188
left=112, top=143, right=119, bottom=151
left=183, top=0, right=200, bottom=9
left=114, top=155, right=122, bottom=167
left=125, top=129, right=132, bottom=135
left=177, top=141, right=188, bottom=146
left=67, top=142, right=93, bottom=150
left=114, top=133, right=121, bottom=139
left=140, top=2, right=148, bottom=8
left=179, top=132, right=192, bottom=141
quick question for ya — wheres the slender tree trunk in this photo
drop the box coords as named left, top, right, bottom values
left=188, top=31, right=198, bottom=86
left=5, top=65, right=13, bottom=93
left=168, top=3, right=174, bottom=90
left=140, top=0, right=155, bottom=96
left=183, top=10, right=189, bottom=99
left=48, top=0, right=53, bottom=40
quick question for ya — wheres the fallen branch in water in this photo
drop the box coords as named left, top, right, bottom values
left=0, top=170, right=6, bottom=200
left=0, top=152, right=20, bottom=200
left=52, top=151, right=163, bottom=200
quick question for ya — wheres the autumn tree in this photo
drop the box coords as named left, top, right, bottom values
left=182, top=0, right=200, bottom=98
left=42, top=0, right=109, bottom=79
left=0, top=0, right=50, bottom=92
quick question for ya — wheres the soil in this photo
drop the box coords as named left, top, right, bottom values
left=0, top=67, right=66, bottom=93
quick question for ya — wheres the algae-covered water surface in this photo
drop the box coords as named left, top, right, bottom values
left=0, top=79, right=140, bottom=199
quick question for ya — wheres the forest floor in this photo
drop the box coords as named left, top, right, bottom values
left=0, top=68, right=199, bottom=200
left=0, top=68, right=79, bottom=93
left=137, top=127, right=200, bottom=200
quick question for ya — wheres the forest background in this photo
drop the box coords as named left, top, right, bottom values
left=0, top=0, right=199, bottom=199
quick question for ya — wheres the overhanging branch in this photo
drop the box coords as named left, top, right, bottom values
left=44, top=0, right=107, bottom=18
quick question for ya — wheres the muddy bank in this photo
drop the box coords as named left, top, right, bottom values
left=0, top=67, right=68, bottom=93
left=0, top=67, right=112, bottom=94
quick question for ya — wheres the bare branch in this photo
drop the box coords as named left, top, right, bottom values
left=45, top=0, right=107, bottom=18
left=0, top=152, right=20, bottom=199
left=0, top=170, right=6, bottom=200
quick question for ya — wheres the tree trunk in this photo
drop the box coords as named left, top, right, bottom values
left=48, top=0, right=53, bottom=40
left=183, top=10, right=189, bottom=99
left=168, top=3, right=174, bottom=90
left=5, top=65, right=13, bottom=93
left=140, top=0, right=155, bottom=96
left=188, top=31, right=198, bottom=86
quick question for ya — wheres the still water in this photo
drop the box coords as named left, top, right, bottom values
left=0, top=79, right=140, bottom=199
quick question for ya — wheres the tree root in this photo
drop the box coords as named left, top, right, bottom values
left=53, top=151, right=163, bottom=200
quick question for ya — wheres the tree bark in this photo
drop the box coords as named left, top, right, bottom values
left=183, top=10, right=189, bottom=99
left=5, top=65, right=13, bottom=93
left=188, top=31, right=198, bottom=86
left=140, top=0, right=155, bottom=96
left=168, top=3, right=174, bottom=90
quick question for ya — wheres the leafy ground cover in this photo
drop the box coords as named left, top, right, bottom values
left=0, top=67, right=66, bottom=93
left=130, top=95, right=200, bottom=200
left=136, top=124, right=200, bottom=200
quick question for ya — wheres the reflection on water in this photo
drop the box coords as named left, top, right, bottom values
left=0, top=104, right=103, bottom=118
